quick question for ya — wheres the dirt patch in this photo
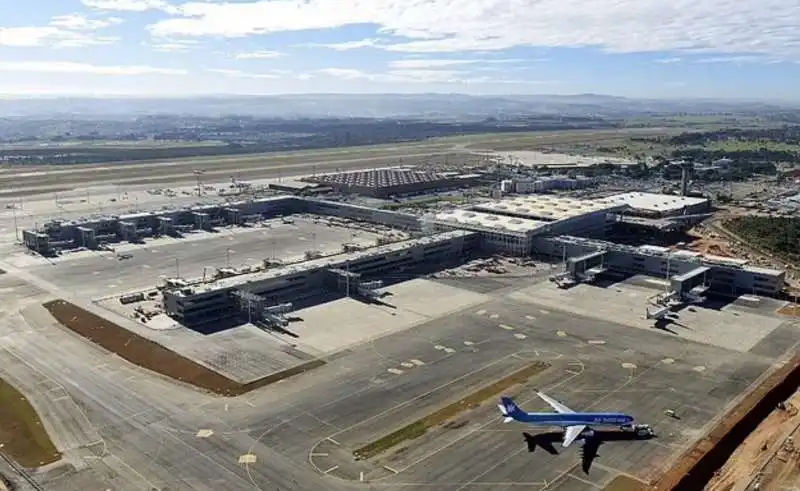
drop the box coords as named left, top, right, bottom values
left=777, top=304, right=800, bottom=317
left=652, top=355, right=800, bottom=491
left=0, top=378, right=61, bottom=468
left=43, top=300, right=324, bottom=396
left=706, top=389, right=800, bottom=491
left=353, top=362, right=550, bottom=459
left=602, top=475, right=649, bottom=491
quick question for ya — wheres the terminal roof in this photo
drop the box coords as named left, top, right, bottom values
left=606, top=192, right=708, bottom=213
left=179, top=230, right=475, bottom=296
left=432, top=209, right=546, bottom=234
left=472, top=195, right=625, bottom=221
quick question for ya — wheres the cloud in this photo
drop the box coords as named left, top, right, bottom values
left=301, top=39, right=383, bottom=51
left=0, top=13, right=122, bottom=48
left=82, top=0, right=176, bottom=12
left=234, top=50, right=284, bottom=59
left=315, top=66, right=554, bottom=86
left=148, top=39, right=198, bottom=52
left=655, top=57, right=682, bottom=64
left=207, top=68, right=297, bottom=79
left=145, top=0, right=800, bottom=62
left=50, top=14, right=124, bottom=30
left=693, top=55, right=781, bottom=64
left=0, top=26, right=118, bottom=48
left=388, top=58, right=524, bottom=69
left=0, top=61, right=186, bottom=76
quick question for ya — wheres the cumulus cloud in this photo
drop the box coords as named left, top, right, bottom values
left=0, top=61, right=186, bottom=75
left=145, top=0, right=800, bottom=62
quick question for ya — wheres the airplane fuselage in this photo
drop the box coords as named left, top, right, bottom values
left=512, top=412, right=633, bottom=427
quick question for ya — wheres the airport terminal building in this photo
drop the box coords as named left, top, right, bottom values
left=21, top=191, right=787, bottom=327
left=163, top=230, right=478, bottom=326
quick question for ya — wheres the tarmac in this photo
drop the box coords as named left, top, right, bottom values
left=0, top=259, right=797, bottom=490
left=18, top=216, right=385, bottom=298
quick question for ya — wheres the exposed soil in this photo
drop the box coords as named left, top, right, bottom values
left=705, top=389, right=800, bottom=491
left=777, top=303, right=800, bottom=318
left=652, top=355, right=800, bottom=491
left=43, top=300, right=324, bottom=397
left=602, top=475, right=649, bottom=491
left=0, top=378, right=61, bottom=468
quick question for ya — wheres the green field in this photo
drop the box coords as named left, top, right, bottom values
left=0, top=378, right=61, bottom=468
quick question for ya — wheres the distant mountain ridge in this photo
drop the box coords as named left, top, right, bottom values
left=0, top=93, right=795, bottom=119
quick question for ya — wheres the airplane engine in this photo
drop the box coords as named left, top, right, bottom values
left=580, top=428, right=595, bottom=439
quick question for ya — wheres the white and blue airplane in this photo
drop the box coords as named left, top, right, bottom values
left=498, top=392, right=651, bottom=447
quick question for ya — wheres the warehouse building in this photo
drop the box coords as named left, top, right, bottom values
left=163, top=230, right=478, bottom=326
left=534, top=235, right=785, bottom=297
left=303, top=169, right=482, bottom=198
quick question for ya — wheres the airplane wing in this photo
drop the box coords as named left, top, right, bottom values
left=536, top=391, right=575, bottom=414
left=562, top=425, right=586, bottom=447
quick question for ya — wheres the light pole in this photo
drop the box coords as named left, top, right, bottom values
left=12, top=208, right=19, bottom=242
left=226, top=248, right=231, bottom=268
left=175, top=257, right=180, bottom=278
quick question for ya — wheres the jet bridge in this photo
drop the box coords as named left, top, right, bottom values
left=231, top=289, right=292, bottom=328
left=566, top=250, right=608, bottom=282
left=670, top=266, right=710, bottom=303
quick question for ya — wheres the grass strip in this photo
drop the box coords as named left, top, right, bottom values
left=43, top=299, right=324, bottom=396
left=354, top=361, right=550, bottom=460
left=0, top=378, right=61, bottom=468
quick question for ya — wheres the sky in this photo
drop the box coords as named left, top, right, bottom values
left=1, top=0, right=800, bottom=99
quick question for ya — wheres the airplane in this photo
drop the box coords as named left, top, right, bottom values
left=498, top=392, right=653, bottom=448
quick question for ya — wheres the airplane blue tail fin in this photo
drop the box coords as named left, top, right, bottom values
left=498, top=396, right=525, bottom=422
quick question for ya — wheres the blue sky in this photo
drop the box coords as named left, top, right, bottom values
left=1, top=0, right=799, bottom=99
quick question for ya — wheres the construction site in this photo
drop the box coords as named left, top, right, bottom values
left=0, top=143, right=797, bottom=491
